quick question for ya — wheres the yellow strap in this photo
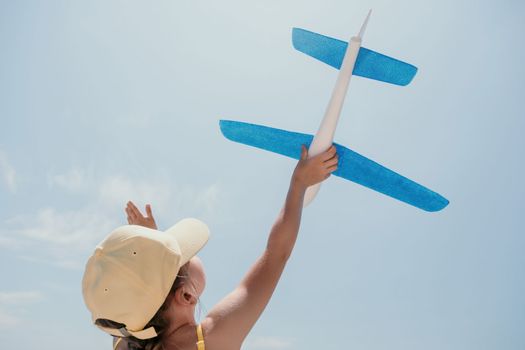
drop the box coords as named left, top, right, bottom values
left=196, top=324, right=205, bottom=350
left=113, top=337, right=122, bottom=350
left=113, top=326, right=204, bottom=350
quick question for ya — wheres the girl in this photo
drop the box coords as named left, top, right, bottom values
left=82, top=144, right=338, bottom=350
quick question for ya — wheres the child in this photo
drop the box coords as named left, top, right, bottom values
left=82, top=144, right=338, bottom=350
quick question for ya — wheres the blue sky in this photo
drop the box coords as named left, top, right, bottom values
left=1, top=0, right=524, bottom=349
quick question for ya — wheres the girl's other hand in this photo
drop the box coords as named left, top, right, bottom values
left=125, top=201, right=158, bottom=230
left=292, top=144, right=339, bottom=189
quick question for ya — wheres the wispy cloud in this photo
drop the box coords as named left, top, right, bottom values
left=16, top=254, right=85, bottom=271
left=9, top=207, right=115, bottom=246
left=48, top=167, right=89, bottom=193
left=172, top=182, right=222, bottom=217
left=0, top=290, right=44, bottom=327
left=0, top=149, right=16, bottom=193
left=48, top=168, right=223, bottom=217
left=244, top=336, right=294, bottom=350
left=0, top=291, right=44, bottom=304
left=0, top=204, right=117, bottom=273
left=2, top=167, right=224, bottom=270
left=0, top=309, right=20, bottom=327
left=0, top=235, right=28, bottom=249
left=98, top=175, right=174, bottom=211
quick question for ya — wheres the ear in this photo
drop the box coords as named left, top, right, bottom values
left=174, top=287, right=196, bottom=306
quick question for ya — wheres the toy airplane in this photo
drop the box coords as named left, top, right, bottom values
left=220, top=10, right=449, bottom=212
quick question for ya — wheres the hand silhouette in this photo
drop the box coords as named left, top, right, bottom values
left=125, top=201, right=158, bottom=230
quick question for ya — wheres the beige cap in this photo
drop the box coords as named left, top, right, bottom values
left=82, top=218, right=210, bottom=339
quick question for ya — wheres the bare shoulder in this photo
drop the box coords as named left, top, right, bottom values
left=200, top=317, right=241, bottom=350
left=163, top=324, right=240, bottom=350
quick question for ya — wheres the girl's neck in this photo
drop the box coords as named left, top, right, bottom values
left=163, top=305, right=197, bottom=338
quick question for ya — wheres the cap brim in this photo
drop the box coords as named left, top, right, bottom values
left=165, top=218, right=209, bottom=267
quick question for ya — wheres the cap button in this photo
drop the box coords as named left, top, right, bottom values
left=95, top=247, right=103, bottom=258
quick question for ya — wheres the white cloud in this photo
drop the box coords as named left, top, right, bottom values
left=0, top=309, right=20, bottom=327
left=95, top=174, right=224, bottom=221
left=0, top=291, right=44, bottom=304
left=48, top=167, right=88, bottom=193
left=16, top=255, right=84, bottom=271
left=46, top=168, right=224, bottom=218
left=0, top=205, right=118, bottom=272
left=0, top=291, right=44, bottom=328
left=10, top=207, right=116, bottom=246
left=172, top=182, right=222, bottom=216
left=98, top=175, right=173, bottom=210
left=244, top=336, right=294, bottom=350
left=2, top=168, right=224, bottom=270
left=0, top=150, right=16, bottom=193
left=48, top=167, right=220, bottom=212
left=0, top=235, right=27, bottom=249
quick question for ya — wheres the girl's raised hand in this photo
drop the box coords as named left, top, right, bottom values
left=125, top=201, right=158, bottom=230
left=292, top=144, right=339, bottom=189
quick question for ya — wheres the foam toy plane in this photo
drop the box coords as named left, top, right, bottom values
left=220, top=10, right=449, bottom=212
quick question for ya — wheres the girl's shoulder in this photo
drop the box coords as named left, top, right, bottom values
left=163, top=321, right=242, bottom=350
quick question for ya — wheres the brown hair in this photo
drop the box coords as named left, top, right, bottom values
left=95, top=263, right=190, bottom=350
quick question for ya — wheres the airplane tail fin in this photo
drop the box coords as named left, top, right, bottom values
left=292, top=28, right=418, bottom=86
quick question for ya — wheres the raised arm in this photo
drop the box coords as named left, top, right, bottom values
left=202, top=145, right=338, bottom=350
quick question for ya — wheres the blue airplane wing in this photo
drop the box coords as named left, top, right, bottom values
left=220, top=120, right=448, bottom=212
left=292, top=28, right=418, bottom=86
